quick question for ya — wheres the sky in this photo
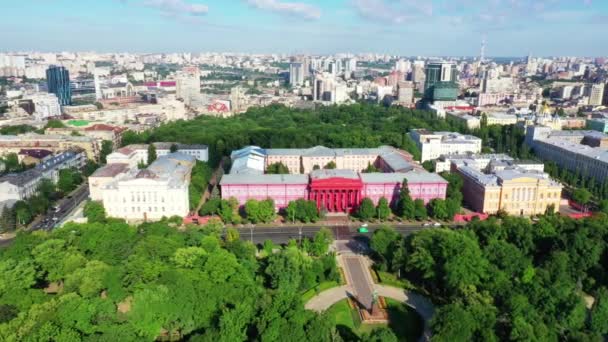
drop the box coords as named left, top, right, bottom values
left=2, top=0, right=607, bottom=56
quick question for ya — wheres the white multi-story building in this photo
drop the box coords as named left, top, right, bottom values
left=176, top=73, right=201, bottom=106
left=410, top=129, right=483, bottom=162
left=23, top=93, right=61, bottom=121
left=106, top=143, right=208, bottom=168
left=289, top=62, right=305, bottom=86
left=100, top=153, right=195, bottom=221
left=588, top=83, right=605, bottom=106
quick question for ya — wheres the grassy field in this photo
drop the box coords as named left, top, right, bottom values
left=326, top=299, right=423, bottom=341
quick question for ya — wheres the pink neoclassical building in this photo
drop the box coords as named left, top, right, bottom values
left=220, top=169, right=448, bottom=213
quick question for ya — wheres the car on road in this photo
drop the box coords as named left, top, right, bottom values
left=357, top=226, right=369, bottom=233
left=433, top=222, right=441, bottom=227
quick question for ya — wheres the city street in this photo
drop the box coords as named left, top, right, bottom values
left=233, top=223, right=454, bottom=244
left=31, top=184, right=90, bottom=231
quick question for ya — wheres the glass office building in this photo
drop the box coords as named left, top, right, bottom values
left=46, top=66, right=72, bottom=106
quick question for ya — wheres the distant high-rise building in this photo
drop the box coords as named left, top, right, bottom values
left=588, top=83, right=605, bottom=106
left=46, top=65, right=71, bottom=106
left=397, top=81, right=414, bottom=105
left=345, top=58, right=357, bottom=75
left=176, top=67, right=201, bottom=105
left=230, top=86, right=247, bottom=113
left=289, top=62, right=305, bottom=86
left=424, top=62, right=458, bottom=101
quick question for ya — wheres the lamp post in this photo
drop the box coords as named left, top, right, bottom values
left=249, top=224, right=254, bottom=244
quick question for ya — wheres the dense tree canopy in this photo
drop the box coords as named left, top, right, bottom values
left=0, top=218, right=342, bottom=341
left=121, top=103, right=482, bottom=166
left=368, top=214, right=608, bottom=340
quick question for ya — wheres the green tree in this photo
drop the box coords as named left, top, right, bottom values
left=376, top=197, right=391, bottom=220
left=285, top=201, right=297, bottom=223
left=99, top=140, right=113, bottom=164
left=397, top=179, right=415, bottom=219
left=0, top=205, right=16, bottom=232
left=310, top=227, right=333, bottom=256
left=591, top=287, right=608, bottom=334
left=170, top=143, right=178, bottom=153
left=323, top=161, right=337, bottom=169
left=429, top=199, right=448, bottom=220
left=266, top=162, right=290, bottom=174
left=363, top=162, right=379, bottom=173
left=83, top=201, right=106, bottom=223
left=243, top=200, right=257, bottom=223
left=422, top=160, right=435, bottom=172
left=57, top=168, right=82, bottom=194
left=357, top=198, right=376, bottom=220
left=599, top=200, right=608, bottom=215
left=13, top=201, right=32, bottom=226
left=147, top=143, right=157, bottom=165
left=572, top=188, right=592, bottom=206
left=414, top=199, right=428, bottom=220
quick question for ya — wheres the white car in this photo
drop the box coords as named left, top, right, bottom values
left=433, top=222, right=441, bottom=227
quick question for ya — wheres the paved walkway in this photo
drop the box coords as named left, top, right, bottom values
left=305, top=240, right=436, bottom=341
left=304, top=285, right=351, bottom=311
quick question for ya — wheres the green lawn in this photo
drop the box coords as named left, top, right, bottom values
left=376, top=271, right=413, bottom=289
left=326, top=299, right=423, bottom=342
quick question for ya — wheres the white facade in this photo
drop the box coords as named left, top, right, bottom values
left=23, top=93, right=61, bottom=121
left=102, top=177, right=190, bottom=221
left=588, top=83, right=605, bottom=106
left=289, top=62, right=305, bottom=86
left=100, top=153, right=195, bottom=221
left=410, top=130, right=483, bottom=162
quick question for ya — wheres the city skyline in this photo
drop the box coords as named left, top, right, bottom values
left=2, top=0, right=607, bottom=56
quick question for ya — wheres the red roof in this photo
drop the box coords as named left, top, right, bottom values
left=84, top=124, right=126, bottom=133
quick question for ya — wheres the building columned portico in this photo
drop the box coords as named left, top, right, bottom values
left=309, top=170, right=362, bottom=213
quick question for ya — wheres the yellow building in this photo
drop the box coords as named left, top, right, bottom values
left=455, top=157, right=562, bottom=216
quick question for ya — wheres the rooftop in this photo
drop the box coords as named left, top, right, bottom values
left=220, top=173, right=308, bottom=185
left=90, top=163, right=129, bottom=178
left=310, top=169, right=359, bottom=180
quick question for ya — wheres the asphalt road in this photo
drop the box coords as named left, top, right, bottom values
left=233, top=223, right=455, bottom=244
left=31, top=184, right=90, bottom=231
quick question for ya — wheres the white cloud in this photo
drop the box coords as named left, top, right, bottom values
left=143, top=0, right=208, bottom=16
left=245, top=0, right=321, bottom=20
left=350, top=0, right=433, bottom=24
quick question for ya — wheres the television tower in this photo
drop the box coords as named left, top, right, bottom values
left=480, top=34, right=486, bottom=64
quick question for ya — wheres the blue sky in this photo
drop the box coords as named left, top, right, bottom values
left=2, top=0, right=607, bottom=56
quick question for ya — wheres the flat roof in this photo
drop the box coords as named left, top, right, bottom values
left=220, top=174, right=309, bottom=185
left=360, top=171, right=448, bottom=184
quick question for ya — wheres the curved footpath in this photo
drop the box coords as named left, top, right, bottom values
left=305, top=284, right=435, bottom=342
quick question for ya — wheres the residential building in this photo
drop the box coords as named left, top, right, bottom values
left=289, top=62, right=305, bottom=86
left=410, top=129, right=483, bottom=162
left=46, top=65, right=72, bottom=106
left=0, top=133, right=99, bottom=161
left=397, top=81, right=414, bottom=105
left=0, top=149, right=86, bottom=208
left=22, top=93, right=61, bottom=120
left=18, top=149, right=53, bottom=166
left=588, top=83, right=605, bottom=106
